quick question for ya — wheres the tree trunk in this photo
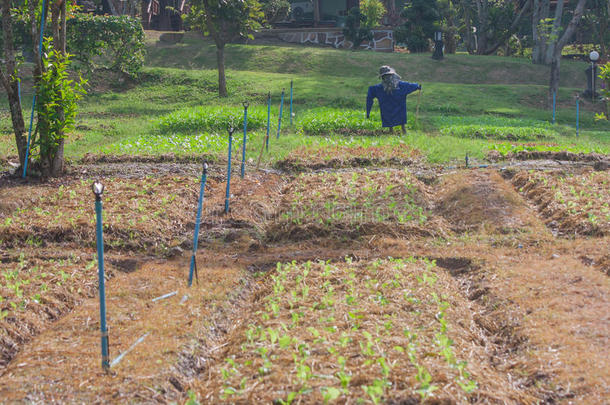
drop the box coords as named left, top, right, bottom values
left=544, top=0, right=564, bottom=64
left=0, top=0, right=27, bottom=168
left=313, top=0, right=320, bottom=27
left=549, top=58, right=560, bottom=107
left=216, top=44, right=228, bottom=97
left=475, top=0, right=488, bottom=55
left=60, top=0, right=66, bottom=53
left=532, top=0, right=550, bottom=64
left=546, top=0, right=588, bottom=105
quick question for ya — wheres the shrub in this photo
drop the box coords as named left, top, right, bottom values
left=156, top=106, right=267, bottom=134
left=66, top=14, right=145, bottom=77
left=298, top=108, right=383, bottom=135
left=360, top=0, right=386, bottom=28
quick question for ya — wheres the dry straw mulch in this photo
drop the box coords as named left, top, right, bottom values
left=512, top=170, right=610, bottom=236
left=196, top=258, right=540, bottom=403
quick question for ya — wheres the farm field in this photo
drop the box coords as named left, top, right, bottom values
left=1, top=31, right=609, bottom=403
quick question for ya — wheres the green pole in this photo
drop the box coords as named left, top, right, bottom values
left=276, top=89, right=285, bottom=139
left=188, top=162, right=208, bottom=287
left=93, top=181, right=110, bottom=371
left=225, top=127, right=234, bottom=214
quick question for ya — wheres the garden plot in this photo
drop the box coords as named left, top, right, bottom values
left=196, top=258, right=541, bottom=403
left=0, top=176, right=197, bottom=254
left=0, top=171, right=284, bottom=254
left=511, top=169, right=610, bottom=236
left=268, top=169, right=447, bottom=242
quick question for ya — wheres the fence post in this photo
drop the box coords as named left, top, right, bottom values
left=93, top=181, right=110, bottom=371
left=552, top=91, right=556, bottom=124
left=241, top=101, right=249, bottom=178
left=290, top=80, right=293, bottom=127
left=266, top=92, right=271, bottom=152
left=188, top=162, right=208, bottom=287
left=276, top=89, right=285, bottom=139
left=576, top=95, right=580, bottom=137
left=225, top=127, right=234, bottom=214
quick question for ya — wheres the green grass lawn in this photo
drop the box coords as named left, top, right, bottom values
left=1, top=31, right=608, bottom=166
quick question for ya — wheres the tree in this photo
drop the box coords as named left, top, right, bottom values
left=457, top=0, right=532, bottom=55
left=343, top=7, right=373, bottom=49
left=535, top=0, right=588, bottom=104
left=532, top=0, right=587, bottom=66
left=395, top=0, right=440, bottom=53
left=438, top=0, right=458, bottom=54
left=187, top=0, right=263, bottom=97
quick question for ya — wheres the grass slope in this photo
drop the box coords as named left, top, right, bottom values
left=0, top=31, right=608, bottom=166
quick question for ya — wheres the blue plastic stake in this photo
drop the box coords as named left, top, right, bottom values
left=188, top=162, right=208, bottom=287
left=553, top=92, right=557, bottom=124
left=276, top=89, right=285, bottom=139
left=289, top=80, right=293, bottom=126
left=241, top=101, right=249, bottom=178
left=23, top=0, right=48, bottom=178
left=225, top=127, right=234, bottom=214
left=93, top=181, right=110, bottom=371
left=576, top=96, right=579, bottom=137
left=18, top=81, right=21, bottom=104
left=266, top=92, right=271, bottom=152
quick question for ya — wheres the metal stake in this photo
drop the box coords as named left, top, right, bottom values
left=266, top=92, right=271, bottom=152
left=289, top=80, right=293, bottom=126
left=93, top=181, right=110, bottom=371
left=241, top=101, right=249, bottom=178
left=189, top=162, right=208, bottom=287
left=225, top=127, right=234, bottom=214
left=576, top=95, right=580, bottom=137
left=276, top=89, right=285, bottom=139
left=553, top=92, right=557, bottom=124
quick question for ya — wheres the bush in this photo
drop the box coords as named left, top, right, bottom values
left=66, top=14, right=145, bottom=77
left=298, top=108, right=383, bottom=135
left=260, top=0, right=290, bottom=24
left=360, top=0, right=386, bottom=28
left=395, top=0, right=439, bottom=53
left=156, top=106, right=267, bottom=134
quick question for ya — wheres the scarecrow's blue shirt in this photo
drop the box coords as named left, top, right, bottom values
left=366, top=81, right=420, bottom=127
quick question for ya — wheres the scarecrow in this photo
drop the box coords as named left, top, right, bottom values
left=366, top=66, right=421, bottom=134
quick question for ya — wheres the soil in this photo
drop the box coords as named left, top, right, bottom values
left=0, top=158, right=608, bottom=403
